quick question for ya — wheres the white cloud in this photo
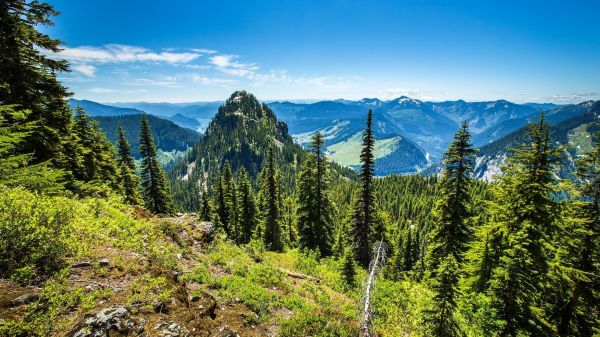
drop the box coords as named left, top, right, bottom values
left=57, top=44, right=201, bottom=64
left=89, top=87, right=117, bottom=94
left=72, top=64, right=96, bottom=77
left=209, top=54, right=259, bottom=77
left=541, top=92, right=600, bottom=103
left=190, top=48, right=218, bottom=54
left=381, top=88, right=445, bottom=101
left=191, top=74, right=239, bottom=86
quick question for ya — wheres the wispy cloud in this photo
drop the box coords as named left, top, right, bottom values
left=541, top=92, right=600, bottom=103
left=209, top=54, right=259, bottom=77
left=191, top=74, right=239, bottom=86
left=72, top=64, right=96, bottom=77
left=382, top=88, right=445, bottom=101
left=89, top=87, right=148, bottom=94
left=58, top=44, right=202, bottom=64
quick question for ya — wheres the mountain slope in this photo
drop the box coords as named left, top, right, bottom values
left=69, top=99, right=145, bottom=116
left=472, top=101, right=593, bottom=146
left=94, top=114, right=201, bottom=166
left=168, top=91, right=353, bottom=211
left=474, top=101, right=600, bottom=180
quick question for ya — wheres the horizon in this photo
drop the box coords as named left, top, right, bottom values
left=46, top=0, right=600, bottom=105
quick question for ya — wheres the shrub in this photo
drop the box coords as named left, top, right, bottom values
left=0, top=186, right=75, bottom=282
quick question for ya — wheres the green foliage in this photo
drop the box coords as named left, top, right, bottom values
left=352, top=109, right=377, bottom=268
left=258, top=147, right=284, bottom=251
left=297, top=132, right=335, bottom=256
left=94, top=113, right=200, bottom=159
left=0, top=186, right=74, bottom=282
left=139, top=116, right=174, bottom=214
left=0, top=106, right=65, bottom=192
left=0, top=269, right=110, bottom=336
left=116, top=125, right=143, bottom=204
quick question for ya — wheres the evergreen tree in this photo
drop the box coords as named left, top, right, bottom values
left=139, top=116, right=173, bottom=214
left=222, top=161, right=238, bottom=241
left=351, top=109, right=376, bottom=268
left=423, top=255, right=461, bottom=337
left=554, top=131, right=600, bottom=335
left=0, top=0, right=73, bottom=166
left=116, top=125, right=142, bottom=205
left=237, top=167, right=256, bottom=244
left=476, top=115, right=560, bottom=335
left=427, top=121, right=476, bottom=270
left=214, top=173, right=228, bottom=232
left=297, top=132, right=334, bottom=256
left=199, top=188, right=211, bottom=221
left=259, top=147, right=283, bottom=252
left=341, top=246, right=356, bottom=288
left=0, top=105, right=64, bottom=191
left=72, top=106, right=118, bottom=190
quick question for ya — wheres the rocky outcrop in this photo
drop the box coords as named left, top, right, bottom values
left=69, top=306, right=145, bottom=337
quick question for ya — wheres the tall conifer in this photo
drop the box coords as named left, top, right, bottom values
left=116, top=125, right=142, bottom=205
left=351, top=109, right=376, bottom=267
left=139, top=116, right=173, bottom=214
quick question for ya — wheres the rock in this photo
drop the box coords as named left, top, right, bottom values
left=97, top=258, right=110, bottom=267
left=191, top=292, right=217, bottom=319
left=154, top=300, right=168, bottom=313
left=10, top=293, right=39, bottom=306
left=71, top=262, right=93, bottom=269
left=154, top=321, right=188, bottom=337
left=69, top=306, right=143, bottom=337
left=197, top=221, right=215, bottom=243
left=213, top=326, right=239, bottom=337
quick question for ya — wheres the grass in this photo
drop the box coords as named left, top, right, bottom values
left=326, top=132, right=402, bottom=167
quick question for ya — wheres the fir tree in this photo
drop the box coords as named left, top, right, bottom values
left=139, top=116, right=173, bottom=214
left=72, top=106, right=118, bottom=189
left=351, top=109, right=376, bottom=268
left=259, top=147, right=283, bottom=252
left=341, top=246, right=356, bottom=288
left=554, top=131, right=600, bottom=335
left=423, top=255, right=461, bottom=337
left=0, top=105, right=64, bottom=191
left=297, top=132, right=334, bottom=256
left=0, top=0, right=73, bottom=166
left=199, top=188, right=211, bottom=221
left=237, top=167, right=256, bottom=244
left=427, top=121, right=476, bottom=270
left=481, top=114, right=560, bottom=336
left=222, top=161, right=238, bottom=241
left=116, top=125, right=142, bottom=205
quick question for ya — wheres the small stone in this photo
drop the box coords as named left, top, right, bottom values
left=97, top=258, right=110, bottom=267
left=71, top=261, right=93, bottom=268
left=10, top=293, right=39, bottom=306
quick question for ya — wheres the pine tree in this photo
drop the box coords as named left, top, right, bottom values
left=341, top=246, right=356, bottom=288
left=222, top=161, right=238, bottom=241
left=215, top=173, right=228, bottom=232
left=199, top=188, right=211, bottom=221
left=427, top=121, right=476, bottom=270
left=351, top=109, right=376, bottom=268
left=72, top=106, right=118, bottom=190
left=0, top=105, right=65, bottom=191
left=297, top=132, right=334, bottom=256
left=116, top=125, right=142, bottom=205
left=237, top=167, right=256, bottom=244
left=480, top=114, right=560, bottom=335
left=423, top=255, right=461, bottom=337
left=259, top=147, right=283, bottom=252
left=554, top=131, right=600, bottom=335
left=139, top=116, right=173, bottom=214
left=0, top=1, right=73, bottom=166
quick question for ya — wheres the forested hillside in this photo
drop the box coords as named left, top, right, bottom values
left=0, top=1, right=598, bottom=337
left=94, top=114, right=201, bottom=166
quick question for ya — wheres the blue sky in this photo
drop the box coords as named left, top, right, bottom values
left=44, top=0, right=600, bottom=103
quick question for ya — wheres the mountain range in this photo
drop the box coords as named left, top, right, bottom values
left=69, top=96, right=598, bottom=178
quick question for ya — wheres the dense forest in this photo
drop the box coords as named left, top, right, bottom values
left=0, top=1, right=598, bottom=336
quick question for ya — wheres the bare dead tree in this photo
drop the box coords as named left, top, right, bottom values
left=359, top=240, right=387, bottom=337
